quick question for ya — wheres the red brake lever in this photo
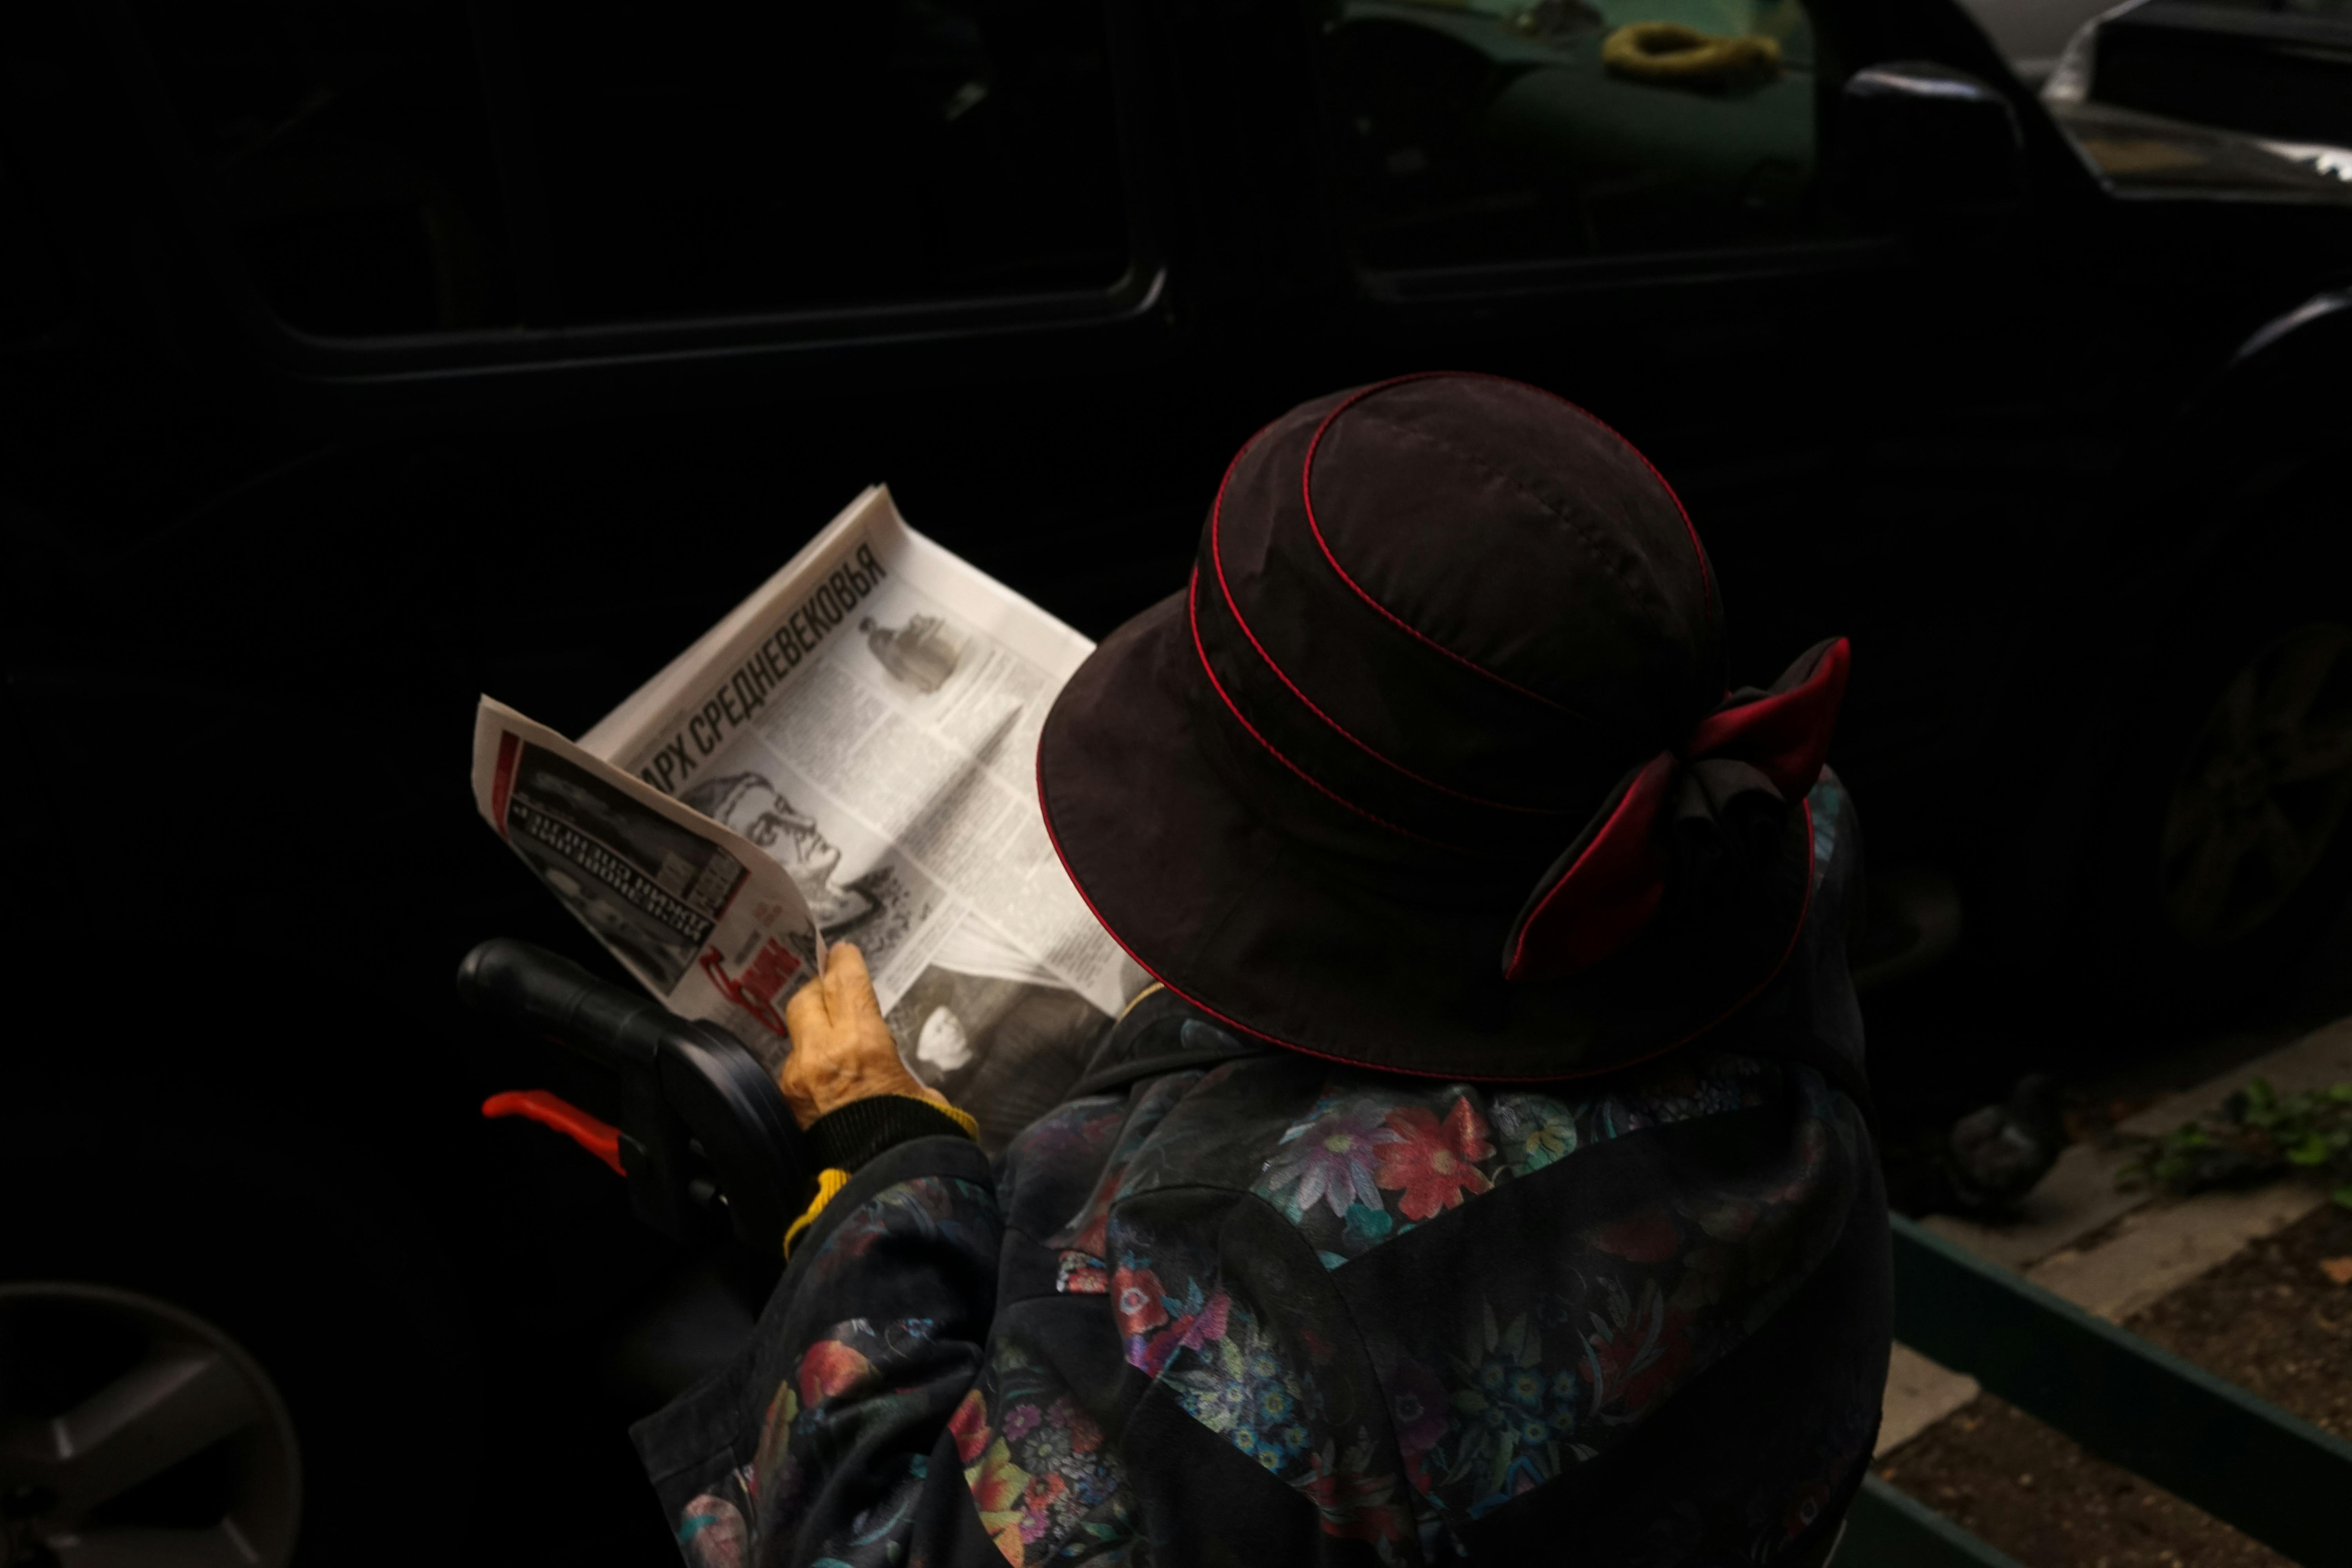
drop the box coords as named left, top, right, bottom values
left=482, top=1089, right=626, bottom=1176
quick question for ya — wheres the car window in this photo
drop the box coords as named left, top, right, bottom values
left=131, top=0, right=1129, bottom=339
left=1312, top=0, right=1826, bottom=269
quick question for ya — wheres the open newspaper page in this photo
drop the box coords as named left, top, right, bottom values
left=576, top=486, right=1147, bottom=1144
left=469, top=699, right=827, bottom=1056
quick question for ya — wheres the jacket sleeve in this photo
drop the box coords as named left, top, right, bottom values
left=632, top=1133, right=1005, bottom=1568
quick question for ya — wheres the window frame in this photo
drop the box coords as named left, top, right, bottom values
left=1296, top=0, right=2043, bottom=315
left=94, top=0, right=1174, bottom=403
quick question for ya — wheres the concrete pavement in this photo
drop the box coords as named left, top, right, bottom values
left=1876, top=1015, right=2352, bottom=1457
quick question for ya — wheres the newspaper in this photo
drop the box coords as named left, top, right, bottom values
left=471, top=487, right=1143, bottom=1145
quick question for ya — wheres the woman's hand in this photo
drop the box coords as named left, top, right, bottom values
left=777, top=943, right=946, bottom=1130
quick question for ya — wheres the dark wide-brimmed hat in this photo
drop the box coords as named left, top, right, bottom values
left=1038, top=373, right=1849, bottom=1081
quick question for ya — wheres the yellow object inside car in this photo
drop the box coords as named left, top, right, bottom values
left=1601, top=20, right=1782, bottom=85
left=1321, top=0, right=1820, bottom=262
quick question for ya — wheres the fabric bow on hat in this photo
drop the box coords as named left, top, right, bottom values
left=1502, top=637, right=1851, bottom=984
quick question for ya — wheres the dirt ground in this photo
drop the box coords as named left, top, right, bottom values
left=1877, top=1202, right=2352, bottom=1566
left=2128, top=1202, right=2352, bottom=1441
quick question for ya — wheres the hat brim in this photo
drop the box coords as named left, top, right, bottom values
left=1037, top=593, right=1817, bottom=1081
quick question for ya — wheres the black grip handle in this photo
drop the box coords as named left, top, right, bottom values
left=459, top=938, right=813, bottom=1254
left=457, top=936, right=669, bottom=1072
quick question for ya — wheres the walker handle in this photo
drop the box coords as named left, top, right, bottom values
left=459, top=938, right=812, bottom=1253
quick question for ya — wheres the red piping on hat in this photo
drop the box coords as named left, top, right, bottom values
left=1299, top=372, right=1719, bottom=695
left=1034, top=728, right=1818, bottom=1084
left=1187, top=569, right=1461, bottom=851
left=1207, top=427, right=1570, bottom=819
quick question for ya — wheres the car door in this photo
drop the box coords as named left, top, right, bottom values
left=1, top=4, right=1228, bottom=1563
left=1249, top=0, right=2137, bottom=877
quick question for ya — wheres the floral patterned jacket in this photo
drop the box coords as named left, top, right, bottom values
left=633, top=776, right=1888, bottom=1568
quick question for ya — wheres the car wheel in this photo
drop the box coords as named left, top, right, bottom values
left=2094, top=516, right=2352, bottom=1006
left=2157, top=620, right=2352, bottom=948
left=0, top=1282, right=303, bottom=1568
left=0, top=1087, right=480, bottom=1568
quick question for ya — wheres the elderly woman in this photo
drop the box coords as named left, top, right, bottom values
left=635, top=375, right=1888, bottom=1567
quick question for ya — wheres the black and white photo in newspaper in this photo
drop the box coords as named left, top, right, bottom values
left=470, top=698, right=825, bottom=1066
left=577, top=486, right=1148, bottom=1145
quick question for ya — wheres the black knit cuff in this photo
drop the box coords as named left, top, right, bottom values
left=805, top=1095, right=975, bottom=1172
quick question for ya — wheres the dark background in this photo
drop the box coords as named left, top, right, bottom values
left=3, top=0, right=2347, bottom=1563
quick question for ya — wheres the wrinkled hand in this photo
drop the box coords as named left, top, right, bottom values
left=777, top=943, right=945, bottom=1130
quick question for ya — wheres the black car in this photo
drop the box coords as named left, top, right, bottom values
left=3, top=0, right=2347, bottom=1563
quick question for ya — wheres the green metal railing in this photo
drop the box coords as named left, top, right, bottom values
left=1844, top=1215, right=2352, bottom=1567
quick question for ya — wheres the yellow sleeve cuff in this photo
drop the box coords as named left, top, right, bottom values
left=781, top=1096, right=978, bottom=1258
left=784, top=1167, right=853, bottom=1258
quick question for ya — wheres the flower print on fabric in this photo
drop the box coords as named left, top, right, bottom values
left=1254, top=1089, right=1499, bottom=1269
left=956, top=1341, right=1133, bottom=1566
left=1385, top=1080, right=1864, bottom=1529
left=1382, top=1356, right=1451, bottom=1492
left=749, top=1318, right=944, bottom=1546
left=1116, top=1261, right=1230, bottom=1381
left=1420, top=1305, right=1593, bottom=1521
left=1127, top=1283, right=1414, bottom=1562
left=1299, top=1437, right=1414, bottom=1553
left=750, top=1374, right=801, bottom=1517
left=631, top=971, right=1882, bottom=1568
left=1164, top=1299, right=1322, bottom=1476
left=1261, top=1096, right=1401, bottom=1219
left=1584, top=1056, right=1776, bottom=1146
left=1100, top=1050, right=1276, bottom=1209
left=677, top=1488, right=748, bottom=1568
left=1808, top=771, right=1846, bottom=891
left=1489, top=1094, right=1577, bottom=1174
left=1010, top=1097, right=1129, bottom=1172
left=1056, top=1252, right=1109, bottom=1294
left=1111, top=1260, right=1167, bottom=1336
left=806, top=1176, right=1000, bottom=1284
left=1009, top=1398, right=1124, bottom=1551
left=1376, top=1098, right=1494, bottom=1221
left=951, top=1387, right=1034, bottom=1566
left=799, top=1336, right=877, bottom=1407
left=1296, top=1419, right=1414, bottom=1551
left=1577, top=1273, right=1691, bottom=1422
left=1312, top=1443, right=1417, bottom=1563
left=1037, top=1069, right=1209, bottom=1299
left=1255, top=1067, right=1783, bottom=1274
left=1109, top=1223, right=1416, bottom=1557
left=811, top=1451, right=933, bottom=1566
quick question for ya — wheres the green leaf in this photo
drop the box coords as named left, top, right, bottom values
left=2246, top=1076, right=2276, bottom=1110
left=2286, top=1134, right=2331, bottom=1167
left=2334, top=1185, right=2352, bottom=1211
left=2325, top=1083, right=2352, bottom=1104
